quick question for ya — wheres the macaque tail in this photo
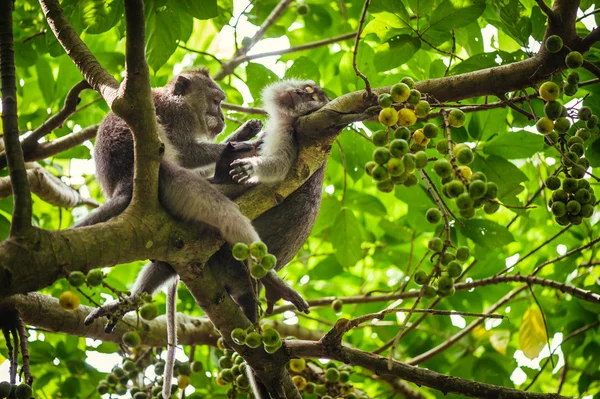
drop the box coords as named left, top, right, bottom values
left=162, top=277, right=179, bottom=398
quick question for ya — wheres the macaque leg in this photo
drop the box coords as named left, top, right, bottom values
left=159, top=162, right=260, bottom=245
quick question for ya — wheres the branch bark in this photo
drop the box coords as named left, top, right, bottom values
left=0, top=0, right=32, bottom=237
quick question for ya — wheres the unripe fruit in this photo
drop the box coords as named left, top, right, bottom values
left=424, top=285, right=437, bottom=298
left=554, top=117, right=571, bottom=133
left=178, top=374, right=190, bottom=390
left=264, top=340, right=282, bottom=354
left=379, top=107, right=400, bottom=126
left=564, top=83, right=578, bottom=96
left=249, top=241, right=268, bottom=259
left=236, top=374, right=250, bottom=389
left=390, top=139, right=409, bottom=157
left=423, top=123, right=439, bottom=138
left=426, top=208, right=442, bottom=224
left=408, top=89, right=421, bottom=105
left=245, top=332, right=262, bottom=348
left=563, top=178, right=578, bottom=193
left=377, top=180, right=394, bottom=193
left=372, top=165, right=389, bottom=182
left=469, top=180, right=487, bottom=199
left=15, top=384, right=32, bottom=399
left=398, top=108, right=417, bottom=126
left=567, top=71, right=580, bottom=85
left=404, top=173, right=418, bottom=187
left=86, top=269, right=104, bottom=287
left=391, top=83, right=411, bottom=103
left=231, top=328, right=247, bottom=345
left=456, top=246, right=470, bottom=261
left=553, top=189, right=568, bottom=203
left=133, top=392, right=148, bottom=399
left=394, top=127, right=410, bottom=140
left=551, top=201, right=566, bottom=217
left=340, top=370, right=351, bottom=383
left=438, top=286, right=456, bottom=297
left=0, top=382, right=10, bottom=398
left=378, top=93, right=393, bottom=108
left=262, top=328, right=281, bottom=346
left=59, top=291, right=80, bottom=310
left=122, top=331, right=141, bottom=348
left=297, top=2, right=309, bottom=15
left=414, top=100, right=431, bottom=118
left=471, top=171, right=487, bottom=182
left=315, top=384, right=327, bottom=395
left=402, top=154, right=417, bottom=173
left=412, top=129, right=430, bottom=146
left=325, top=368, right=340, bottom=382
left=458, top=166, right=472, bottom=179
left=331, top=299, right=344, bottom=313
left=565, top=51, right=584, bottom=69
left=415, top=151, right=428, bottom=169
left=545, top=35, right=563, bottom=53
left=414, top=270, right=428, bottom=285
left=545, top=131, right=559, bottom=145
left=365, top=161, right=377, bottom=176
left=586, top=115, right=598, bottom=128
left=436, top=139, right=450, bottom=156
left=485, top=182, right=498, bottom=199
left=484, top=201, right=500, bottom=215
left=569, top=214, right=583, bottom=225
left=536, top=117, right=554, bottom=134
left=290, top=358, right=306, bottom=373
left=434, top=159, right=453, bottom=178
left=545, top=176, right=561, bottom=190
left=447, top=261, right=462, bottom=278
left=250, top=264, right=268, bottom=279
left=191, top=361, right=203, bottom=373
left=575, top=188, right=591, bottom=204
left=401, top=76, right=415, bottom=89
left=155, top=361, right=166, bottom=375
left=456, top=147, right=474, bottom=165
left=544, top=101, right=563, bottom=119
left=570, top=142, right=584, bottom=157
left=140, top=303, right=159, bottom=321
left=373, top=147, right=391, bottom=165
left=580, top=203, right=594, bottom=218
left=456, top=193, right=474, bottom=210
left=438, top=275, right=454, bottom=291
left=68, top=271, right=86, bottom=287
left=441, top=252, right=456, bottom=266
left=571, top=164, right=586, bottom=179
left=447, top=109, right=465, bottom=127
left=372, top=129, right=388, bottom=146
left=232, top=243, right=250, bottom=261
left=292, top=375, right=307, bottom=391
left=304, top=382, right=316, bottom=394
left=428, top=237, right=443, bottom=252
left=566, top=200, right=581, bottom=215
left=579, top=106, right=592, bottom=121
left=220, top=369, right=234, bottom=383
left=123, top=360, right=136, bottom=372
left=261, top=254, right=277, bottom=270
left=387, top=158, right=405, bottom=176
left=540, top=81, right=560, bottom=101
left=446, top=180, right=465, bottom=198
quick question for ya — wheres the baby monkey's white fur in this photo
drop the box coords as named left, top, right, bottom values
left=230, top=79, right=329, bottom=184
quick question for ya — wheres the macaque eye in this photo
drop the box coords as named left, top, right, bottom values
left=304, top=86, right=315, bottom=93
left=214, top=99, right=221, bottom=105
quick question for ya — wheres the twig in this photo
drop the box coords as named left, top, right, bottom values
left=527, top=285, right=554, bottom=367
left=26, top=125, right=99, bottom=163
left=353, top=0, right=373, bottom=98
left=444, top=29, right=457, bottom=77
left=334, top=140, right=347, bottom=204
left=1, top=0, right=33, bottom=236
left=16, top=315, right=32, bottom=385
left=222, top=102, right=267, bottom=115
left=177, top=45, right=223, bottom=65
left=535, top=0, right=555, bottom=19
left=582, top=59, right=600, bottom=79
left=497, top=93, right=535, bottom=120
left=577, top=8, right=600, bottom=22
left=2, top=328, right=15, bottom=383
left=531, top=236, right=600, bottom=275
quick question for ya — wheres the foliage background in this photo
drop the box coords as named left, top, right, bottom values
left=1, top=0, right=600, bottom=398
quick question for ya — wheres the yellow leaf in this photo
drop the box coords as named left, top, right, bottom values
left=519, top=306, right=548, bottom=360
left=489, top=330, right=510, bottom=355
left=472, top=324, right=488, bottom=340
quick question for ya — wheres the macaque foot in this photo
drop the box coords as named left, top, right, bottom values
left=230, top=158, right=259, bottom=184
left=227, top=119, right=263, bottom=142
left=84, top=294, right=142, bottom=333
left=262, top=272, right=310, bottom=315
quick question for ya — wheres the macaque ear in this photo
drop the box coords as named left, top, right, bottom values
left=173, top=75, right=191, bottom=96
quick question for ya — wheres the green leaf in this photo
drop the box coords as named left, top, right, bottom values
left=81, top=0, right=123, bottom=34
left=468, top=106, right=508, bottom=141
left=484, top=0, right=532, bottom=46
left=28, top=340, right=57, bottom=364
left=61, top=376, right=81, bottom=398
left=585, top=135, right=600, bottom=167
left=312, top=197, right=342, bottom=234
left=471, top=154, right=528, bottom=198
left=346, top=190, right=387, bottom=217
left=145, top=1, right=180, bottom=72
left=429, top=0, right=486, bottom=31
left=284, top=56, right=320, bottom=82
left=374, top=36, right=421, bottom=72
left=330, top=208, right=363, bottom=267
left=459, top=219, right=514, bottom=248
left=408, top=0, right=434, bottom=16
left=335, top=128, right=376, bottom=182
left=482, top=130, right=544, bottom=159
left=245, top=63, right=278, bottom=104
left=309, top=255, right=344, bottom=280
left=36, top=57, right=55, bottom=107
left=172, top=0, right=218, bottom=19
left=92, top=342, right=120, bottom=353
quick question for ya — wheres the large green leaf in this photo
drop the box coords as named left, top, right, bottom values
left=309, top=255, right=344, bottom=280
left=145, top=1, right=180, bottom=72
left=81, top=0, right=123, bottom=34
left=172, top=0, right=218, bottom=19
left=374, top=35, right=421, bottom=72
left=471, top=154, right=528, bottom=198
left=429, top=0, right=486, bottom=31
left=482, top=130, right=544, bottom=159
left=35, top=57, right=55, bottom=107
left=330, top=208, right=363, bottom=267
left=459, top=219, right=514, bottom=248
left=284, top=56, right=321, bottom=81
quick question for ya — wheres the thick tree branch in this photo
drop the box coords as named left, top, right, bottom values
left=0, top=163, right=99, bottom=208
left=0, top=80, right=91, bottom=171
left=286, top=340, right=568, bottom=399
left=38, top=0, right=119, bottom=106
left=1, top=0, right=32, bottom=237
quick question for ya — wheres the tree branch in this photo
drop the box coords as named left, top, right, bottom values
left=38, top=0, right=119, bottom=106
left=1, top=0, right=32, bottom=237
left=0, top=163, right=100, bottom=208
left=286, top=340, right=568, bottom=399
left=222, top=102, right=268, bottom=115
left=26, top=125, right=99, bottom=162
